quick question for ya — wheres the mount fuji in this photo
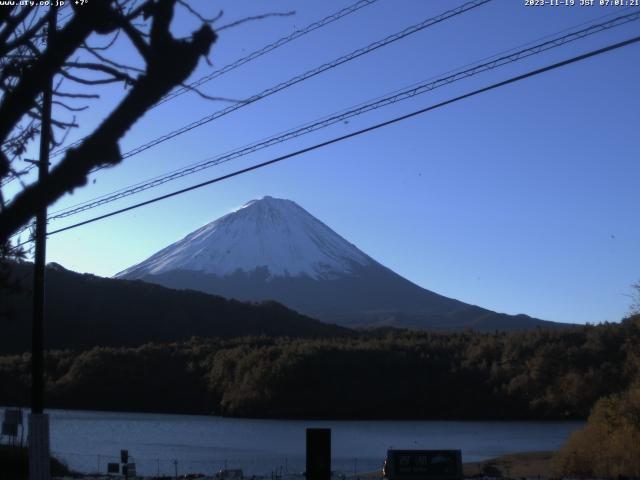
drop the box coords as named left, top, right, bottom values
left=116, top=196, right=559, bottom=331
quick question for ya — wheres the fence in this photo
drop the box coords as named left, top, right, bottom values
left=49, top=450, right=382, bottom=478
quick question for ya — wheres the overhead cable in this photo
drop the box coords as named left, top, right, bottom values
left=45, top=10, right=640, bottom=221
left=9, top=33, right=638, bottom=249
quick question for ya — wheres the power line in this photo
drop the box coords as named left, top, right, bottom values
left=43, top=5, right=638, bottom=215
left=4, top=0, right=490, bottom=190
left=43, top=10, right=640, bottom=222
left=12, top=33, right=639, bottom=249
left=23, top=0, right=493, bottom=217
left=6, top=8, right=638, bottom=241
left=157, top=0, right=381, bottom=106
left=116, top=0, right=492, bottom=161
left=44, top=0, right=382, bottom=160
left=52, top=0, right=492, bottom=170
left=2, top=0, right=382, bottom=186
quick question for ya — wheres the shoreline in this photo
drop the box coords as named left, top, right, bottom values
left=0, top=404, right=587, bottom=422
left=11, top=449, right=556, bottom=480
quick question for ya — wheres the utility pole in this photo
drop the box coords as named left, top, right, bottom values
left=28, top=6, right=55, bottom=480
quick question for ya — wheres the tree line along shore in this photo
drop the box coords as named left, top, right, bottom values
left=1, top=315, right=638, bottom=419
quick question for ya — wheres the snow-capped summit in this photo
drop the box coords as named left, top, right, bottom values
left=116, top=196, right=374, bottom=280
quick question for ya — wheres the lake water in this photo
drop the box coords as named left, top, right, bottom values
left=8, top=409, right=584, bottom=477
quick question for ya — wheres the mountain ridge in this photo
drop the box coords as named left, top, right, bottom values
left=117, top=196, right=565, bottom=331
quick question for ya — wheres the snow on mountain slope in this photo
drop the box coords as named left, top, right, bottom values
left=116, top=196, right=375, bottom=280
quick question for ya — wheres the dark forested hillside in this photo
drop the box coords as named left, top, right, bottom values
left=0, top=262, right=350, bottom=354
left=1, top=316, right=638, bottom=420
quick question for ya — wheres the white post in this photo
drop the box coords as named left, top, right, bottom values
left=28, top=413, right=51, bottom=480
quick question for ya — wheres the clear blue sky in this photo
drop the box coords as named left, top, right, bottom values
left=6, top=0, right=640, bottom=325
